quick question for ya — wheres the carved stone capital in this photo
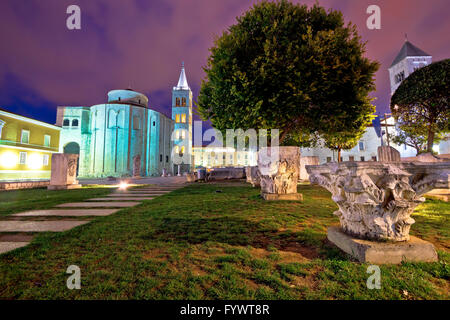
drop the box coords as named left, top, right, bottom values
left=306, top=162, right=450, bottom=241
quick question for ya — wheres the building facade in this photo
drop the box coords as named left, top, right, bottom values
left=0, top=108, right=61, bottom=181
left=57, top=89, right=174, bottom=178
left=193, top=146, right=257, bottom=168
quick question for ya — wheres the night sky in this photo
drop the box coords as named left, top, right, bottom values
left=0, top=0, right=448, bottom=125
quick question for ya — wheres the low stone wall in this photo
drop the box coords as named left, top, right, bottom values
left=402, top=153, right=450, bottom=163
left=0, top=180, right=50, bottom=191
left=207, top=167, right=245, bottom=181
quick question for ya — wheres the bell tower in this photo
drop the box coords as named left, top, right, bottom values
left=172, top=62, right=193, bottom=174
left=388, top=38, right=432, bottom=95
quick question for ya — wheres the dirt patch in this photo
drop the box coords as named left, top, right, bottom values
left=142, top=248, right=167, bottom=261
left=251, top=233, right=320, bottom=260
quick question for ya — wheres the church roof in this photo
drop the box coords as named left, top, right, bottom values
left=174, top=62, right=189, bottom=90
left=390, top=41, right=431, bottom=67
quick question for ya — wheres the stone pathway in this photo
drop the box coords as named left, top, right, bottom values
left=55, top=202, right=140, bottom=208
left=0, top=242, right=30, bottom=254
left=0, top=184, right=184, bottom=255
left=0, top=221, right=90, bottom=232
left=87, top=197, right=154, bottom=201
left=12, top=209, right=120, bottom=217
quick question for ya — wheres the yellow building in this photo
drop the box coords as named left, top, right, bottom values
left=0, top=108, right=61, bottom=181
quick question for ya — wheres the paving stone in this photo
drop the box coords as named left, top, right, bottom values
left=0, top=242, right=30, bottom=254
left=124, top=191, right=169, bottom=194
left=107, top=193, right=157, bottom=197
left=56, top=202, right=140, bottom=208
left=88, top=197, right=154, bottom=201
left=0, top=221, right=90, bottom=232
left=12, top=209, right=120, bottom=217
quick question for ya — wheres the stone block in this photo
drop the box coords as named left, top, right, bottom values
left=327, top=226, right=438, bottom=264
left=262, top=193, right=303, bottom=201
left=48, top=153, right=81, bottom=190
left=56, top=202, right=140, bottom=208
left=377, top=146, right=401, bottom=162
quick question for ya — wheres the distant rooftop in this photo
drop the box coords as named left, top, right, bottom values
left=390, top=40, right=431, bottom=67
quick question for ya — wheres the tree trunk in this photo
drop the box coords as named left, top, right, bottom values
left=337, top=148, right=341, bottom=162
left=427, top=127, right=435, bottom=153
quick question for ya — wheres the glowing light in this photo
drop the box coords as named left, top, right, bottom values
left=119, top=182, right=128, bottom=190
left=0, top=151, right=18, bottom=169
left=28, top=153, right=43, bottom=170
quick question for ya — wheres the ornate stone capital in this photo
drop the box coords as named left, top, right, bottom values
left=307, top=162, right=450, bottom=241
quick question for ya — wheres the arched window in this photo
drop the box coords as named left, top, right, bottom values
left=181, top=97, right=186, bottom=106
left=174, top=146, right=179, bottom=154
left=181, top=130, right=185, bottom=139
left=176, top=98, right=180, bottom=106
left=181, top=114, right=186, bottom=123
left=72, top=119, right=79, bottom=127
left=175, top=114, right=180, bottom=123
left=63, top=119, right=70, bottom=127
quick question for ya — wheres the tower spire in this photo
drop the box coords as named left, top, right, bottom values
left=176, top=62, right=189, bottom=90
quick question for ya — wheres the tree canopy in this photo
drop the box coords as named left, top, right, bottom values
left=391, top=59, right=449, bottom=153
left=197, top=0, right=379, bottom=147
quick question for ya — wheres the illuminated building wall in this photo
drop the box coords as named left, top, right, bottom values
left=0, top=108, right=61, bottom=181
left=57, top=89, right=174, bottom=178
left=192, top=146, right=257, bottom=168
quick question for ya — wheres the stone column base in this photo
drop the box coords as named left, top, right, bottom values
left=47, top=184, right=82, bottom=190
left=262, top=193, right=303, bottom=201
left=327, top=226, right=438, bottom=264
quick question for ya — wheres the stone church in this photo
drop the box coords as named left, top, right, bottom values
left=56, top=64, right=193, bottom=178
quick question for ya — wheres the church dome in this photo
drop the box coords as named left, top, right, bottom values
left=107, top=89, right=149, bottom=107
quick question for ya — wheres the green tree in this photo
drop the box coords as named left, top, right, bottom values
left=322, top=114, right=369, bottom=162
left=391, top=59, right=449, bottom=153
left=197, top=0, right=379, bottom=147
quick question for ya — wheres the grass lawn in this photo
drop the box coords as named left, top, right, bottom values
left=0, top=183, right=448, bottom=299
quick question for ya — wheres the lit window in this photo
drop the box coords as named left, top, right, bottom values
left=43, top=154, right=49, bottom=166
left=176, top=98, right=180, bottom=106
left=44, top=135, right=51, bottom=147
left=63, top=119, right=70, bottom=127
left=19, top=152, right=27, bottom=165
left=72, top=119, right=79, bottom=127
left=181, top=114, right=186, bottom=123
left=181, top=146, right=185, bottom=154
left=181, top=97, right=186, bottom=106
left=175, top=146, right=179, bottom=153
left=175, top=114, right=180, bottom=123
left=181, top=130, right=185, bottom=139
left=21, top=130, right=29, bottom=144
